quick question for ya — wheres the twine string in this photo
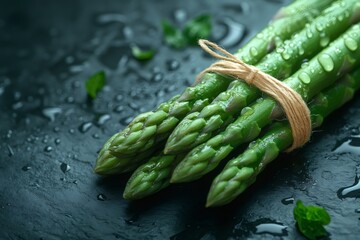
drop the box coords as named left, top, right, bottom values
left=196, top=39, right=311, bottom=151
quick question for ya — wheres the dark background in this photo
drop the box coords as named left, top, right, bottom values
left=1, top=0, right=360, bottom=239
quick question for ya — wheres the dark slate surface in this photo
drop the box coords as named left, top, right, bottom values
left=1, top=0, right=360, bottom=239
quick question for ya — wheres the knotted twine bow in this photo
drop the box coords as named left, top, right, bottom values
left=196, top=39, right=311, bottom=151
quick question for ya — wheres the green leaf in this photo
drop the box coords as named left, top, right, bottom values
left=161, top=19, right=187, bottom=48
left=183, top=14, right=212, bottom=45
left=85, top=71, right=106, bottom=99
left=293, top=200, right=331, bottom=240
left=161, top=14, right=212, bottom=48
left=131, top=46, right=156, bottom=61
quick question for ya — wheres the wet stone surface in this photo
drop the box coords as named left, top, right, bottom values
left=0, top=0, right=360, bottom=239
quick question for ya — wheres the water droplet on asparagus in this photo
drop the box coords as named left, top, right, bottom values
left=318, top=53, right=334, bottom=72
left=344, top=37, right=358, bottom=51
left=299, top=72, right=311, bottom=84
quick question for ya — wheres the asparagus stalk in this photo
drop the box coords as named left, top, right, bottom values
left=171, top=23, right=360, bottom=183
left=94, top=0, right=334, bottom=175
left=165, top=0, right=360, bottom=154
left=235, top=0, right=336, bottom=64
left=207, top=68, right=360, bottom=207
left=124, top=66, right=360, bottom=200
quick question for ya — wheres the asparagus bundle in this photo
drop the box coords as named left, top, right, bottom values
left=124, top=23, right=360, bottom=199
left=171, top=23, right=360, bottom=183
left=94, top=0, right=360, bottom=206
left=164, top=0, right=360, bottom=154
left=94, top=0, right=335, bottom=175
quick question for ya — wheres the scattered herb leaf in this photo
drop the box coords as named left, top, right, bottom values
left=85, top=71, right=106, bottom=99
left=131, top=46, right=156, bottom=61
left=161, top=14, right=212, bottom=48
left=161, top=19, right=188, bottom=48
left=183, top=14, right=212, bottom=45
left=293, top=200, right=331, bottom=240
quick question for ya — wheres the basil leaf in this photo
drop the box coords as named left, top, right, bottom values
left=293, top=200, right=331, bottom=240
left=85, top=71, right=106, bottom=99
left=183, top=14, right=212, bottom=45
left=131, top=46, right=156, bottom=61
left=161, top=19, right=187, bottom=48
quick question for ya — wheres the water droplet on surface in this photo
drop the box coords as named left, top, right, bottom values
left=128, top=102, right=139, bottom=110
left=42, top=107, right=62, bottom=121
left=6, top=130, right=12, bottom=139
left=173, top=9, right=187, bottom=23
left=12, top=102, right=23, bottom=110
left=344, top=37, right=358, bottom=51
left=114, top=94, right=124, bottom=102
left=114, top=105, right=124, bottom=113
left=166, top=60, right=180, bottom=71
left=97, top=194, right=107, bottom=201
left=79, top=122, right=93, bottom=133
left=318, top=53, right=334, bottom=72
left=255, top=223, right=288, bottom=236
left=44, top=146, right=53, bottom=152
left=97, top=114, right=111, bottom=126
left=55, top=138, right=61, bottom=145
left=299, top=72, right=311, bottom=84
left=120, top=116, right=133, bottom=125
left=60, top=163, right=71, bottom=173
left=22, top=165, right=31, bottom=171
left=151, top=72, right=163, bottom=82
left=69, top=129, right=75, bottom=134
left=281, top=197, right=294, bottom=205
left=355, top=208, right=360, bottom=213
left=218, top=18, right=246, bottom=48
left=97, top=13, right=126, bottom=24
left=337, top=175, right=360, bottom=199
left=7, top=145, right=14, bottom=157
left=334, top=137, right=360, bottom=154
left=92, top=133, right=100, bottom=139
left=65, top=96, right=74, bottom=103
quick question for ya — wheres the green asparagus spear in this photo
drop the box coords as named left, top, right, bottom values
left=94, top=0, right=331, bottom=174
left=207, top=68, right=360, bottom=207
left=171, top=23, right=360, bottom=183
left=235, top=0, right=336, bottom=65
left=165, top=0, right=360, bottom=154
left=123, top=154, right=185, bottom=199
left=124, top=65, right=360, bottom=200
